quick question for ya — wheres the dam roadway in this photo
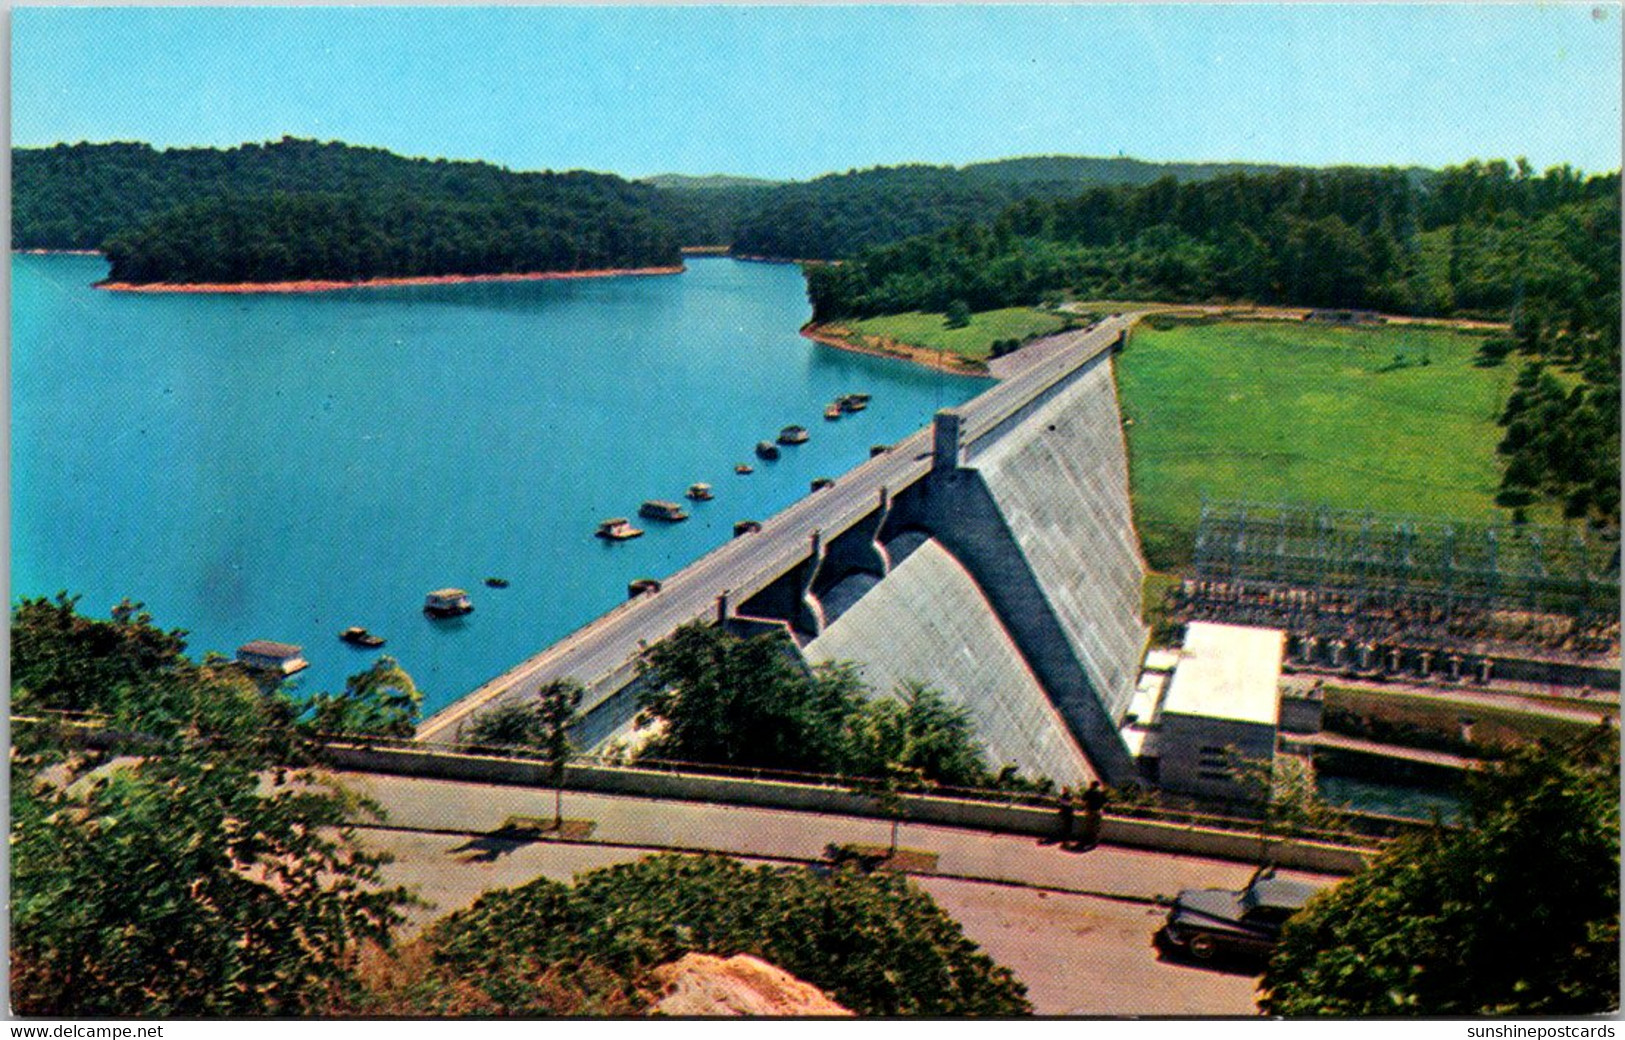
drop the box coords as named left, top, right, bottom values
left=418, top=314, right=1137, bottom=744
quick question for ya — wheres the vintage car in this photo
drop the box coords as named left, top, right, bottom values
left=1156, top=866, right=1320, bottom=962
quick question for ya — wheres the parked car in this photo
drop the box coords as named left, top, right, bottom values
left=1157, top=865, right=1321, bottom=962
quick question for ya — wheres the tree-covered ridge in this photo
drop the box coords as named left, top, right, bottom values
left=808, top=162, right=1619, bottom=320
left=807, top=161, right=1621, bottom=525
left=18, top=138, right=685, bottom=283
left=727, top=156, right=1307, bottom=261
left=14, top=138, right=1350, bottom=266
left=100, top=191, right=680, bottom=285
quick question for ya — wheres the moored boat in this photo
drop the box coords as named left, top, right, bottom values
left=339, top=626, right=386, bottom=648
left=639, top=499, right=689, bottom=522
left=627, top=577, right=662, bottom=598
left=755, top=441, right=780, bottom=460
left=424, top=588, right=474, bottom=617
left=484, top=576, right=510, bottom=588
left=823, top=403, right=843, bottom=421
left=810, top=476, right=836, bottom=491
left=777, top=425, right=809, bottom=445
left=735, top=462, right=755, bottom=475
left=733, top=519, right=762, bottom=537
left=841, top=392, right=871, bottom=412
left=596, top=517, right=644, bottom=540
left=686, top=483, right=714, bottom=501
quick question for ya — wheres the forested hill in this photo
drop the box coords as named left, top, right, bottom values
left=16, top=138, right=683, bottom=283
left=724, top=156, right=1314, bottom=260
left=15, top=139, right=1343, bottom=272
left=807, top=160, right=1621, bottom=526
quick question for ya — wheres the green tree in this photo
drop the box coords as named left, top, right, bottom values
left=1260, top=731, right=1620, bottom=1016
left=943, top=299, right=972, bottom=329
left=636, top=622, right=856, bottom=772
left=307, top=655, right=422, bottom=738
left=843, top=680, right=992, bottom=788
left=536, top=678, right=585, bottom=828
left=465, top=700, right=547, bottom=749
left=411, top=853, right=1031, bottom=1016
left=11, top=751, right=413, bottom=1015
left=9, top=594, right=419, bottom=1015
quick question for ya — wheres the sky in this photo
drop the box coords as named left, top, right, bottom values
left=11, top=5, right=1623, bottom=179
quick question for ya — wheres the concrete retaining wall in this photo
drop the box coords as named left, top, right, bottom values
left=323, top=744, right=1369, bottom=875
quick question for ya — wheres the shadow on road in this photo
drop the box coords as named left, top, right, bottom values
left=451, top=834, right=532, bottom=863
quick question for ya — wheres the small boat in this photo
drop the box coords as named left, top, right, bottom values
left=424, top=588, right=474, bottom=618
left=339, top=626, right=386, bottom=648
left=628, top=577, right=662, bottom=598
left=733, top=520, right=762, bottom=537
left=869, top=443, right=892, bottom=457
left=639, top=499, right=689, bottom=522
left=596, top=517, right=644, bottom=540
left=735, top=462, right=754, bottom=475
left=755, top=441, right=780, bottom=460
left=777, top=425, right=809, bottom=445
left=686, top=483, right=714, bottom=501
left=824, top=403, right=843, bottom=421
left=841, top=393, right=871, bottom=413
left=484, top=577, right=510, bottom=589
left=810, top=476, right=836, bottom=492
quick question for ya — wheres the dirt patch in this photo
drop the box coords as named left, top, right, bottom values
left=95, top=266, right=685, bottom=294
left=650, top=953, right=853, bottom=1016
left=802, top=323, right=990, bottom=375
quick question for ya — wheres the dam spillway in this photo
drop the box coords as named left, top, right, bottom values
left=417, top=315, right=1150, bottom=783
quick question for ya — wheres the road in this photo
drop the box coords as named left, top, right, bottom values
left=417, top=315, right=1134, bottom=742
left=338, top=768, right=1326, bottom=1015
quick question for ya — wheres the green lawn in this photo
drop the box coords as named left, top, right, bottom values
left=1115, top=320, right=1519, bottom=569
left=845, top=308, right=1067, bottom=362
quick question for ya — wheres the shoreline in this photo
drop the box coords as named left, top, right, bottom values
left=95, top=265, right=686, bottom=295
left=800, top=323, right=991, bottom=377
left=17, top=248, right=103, bottom=256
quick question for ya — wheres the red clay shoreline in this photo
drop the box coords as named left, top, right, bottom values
left=94, top=265, right=686, bottom=294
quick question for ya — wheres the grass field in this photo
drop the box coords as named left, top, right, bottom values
left=845, top=308, right=1067, bottom=362
left=1115, top=320, right=1518, bottom=570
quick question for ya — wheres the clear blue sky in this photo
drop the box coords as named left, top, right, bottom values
left=13, top=5, right=1622, bottom=179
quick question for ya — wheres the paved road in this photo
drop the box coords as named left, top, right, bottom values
left=417, top=316, right=1134, bottom=742
left=344, top=766, right=1289, bottom=1016
left=338, top=769, right=1335, bottom=907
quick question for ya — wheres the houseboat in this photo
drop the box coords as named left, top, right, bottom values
left=735, top=462, right=755, bottom=475
left=841, top=393, right=871, bottom=412
left=596, top=517, right=644, bottom=540
left=755, top=441, right=780, bottom=460
left=777, top=425, right=810, bottom=445
left=639, top=499, right=689, bottom=522
left=686, top=483, right=714, bottom=501
left=339, top=627, right=386, bottom=648
left=823, top=403, right=843, bottom=421
left=424, top=588, right=474, bottom=617
left=236, top=640, right=309, bottom=676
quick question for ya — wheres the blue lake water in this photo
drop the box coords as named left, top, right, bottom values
left=12, top=254, right=987, bottom=714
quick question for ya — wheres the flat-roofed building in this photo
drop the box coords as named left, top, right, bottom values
left=236, top=640, right=309, bottom=676
left=1136, top=622, right=1284, bottom=801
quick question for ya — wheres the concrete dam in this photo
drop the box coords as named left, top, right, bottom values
left=417, top=316, right=1151, bottom=785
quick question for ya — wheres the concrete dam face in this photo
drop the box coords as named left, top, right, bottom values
left=417, top=318, right=1150, bottom=785
left=806, top=339, right=1149, bottom=784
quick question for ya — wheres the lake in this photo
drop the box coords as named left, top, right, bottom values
left=12, top=254, right=987, bottom=714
